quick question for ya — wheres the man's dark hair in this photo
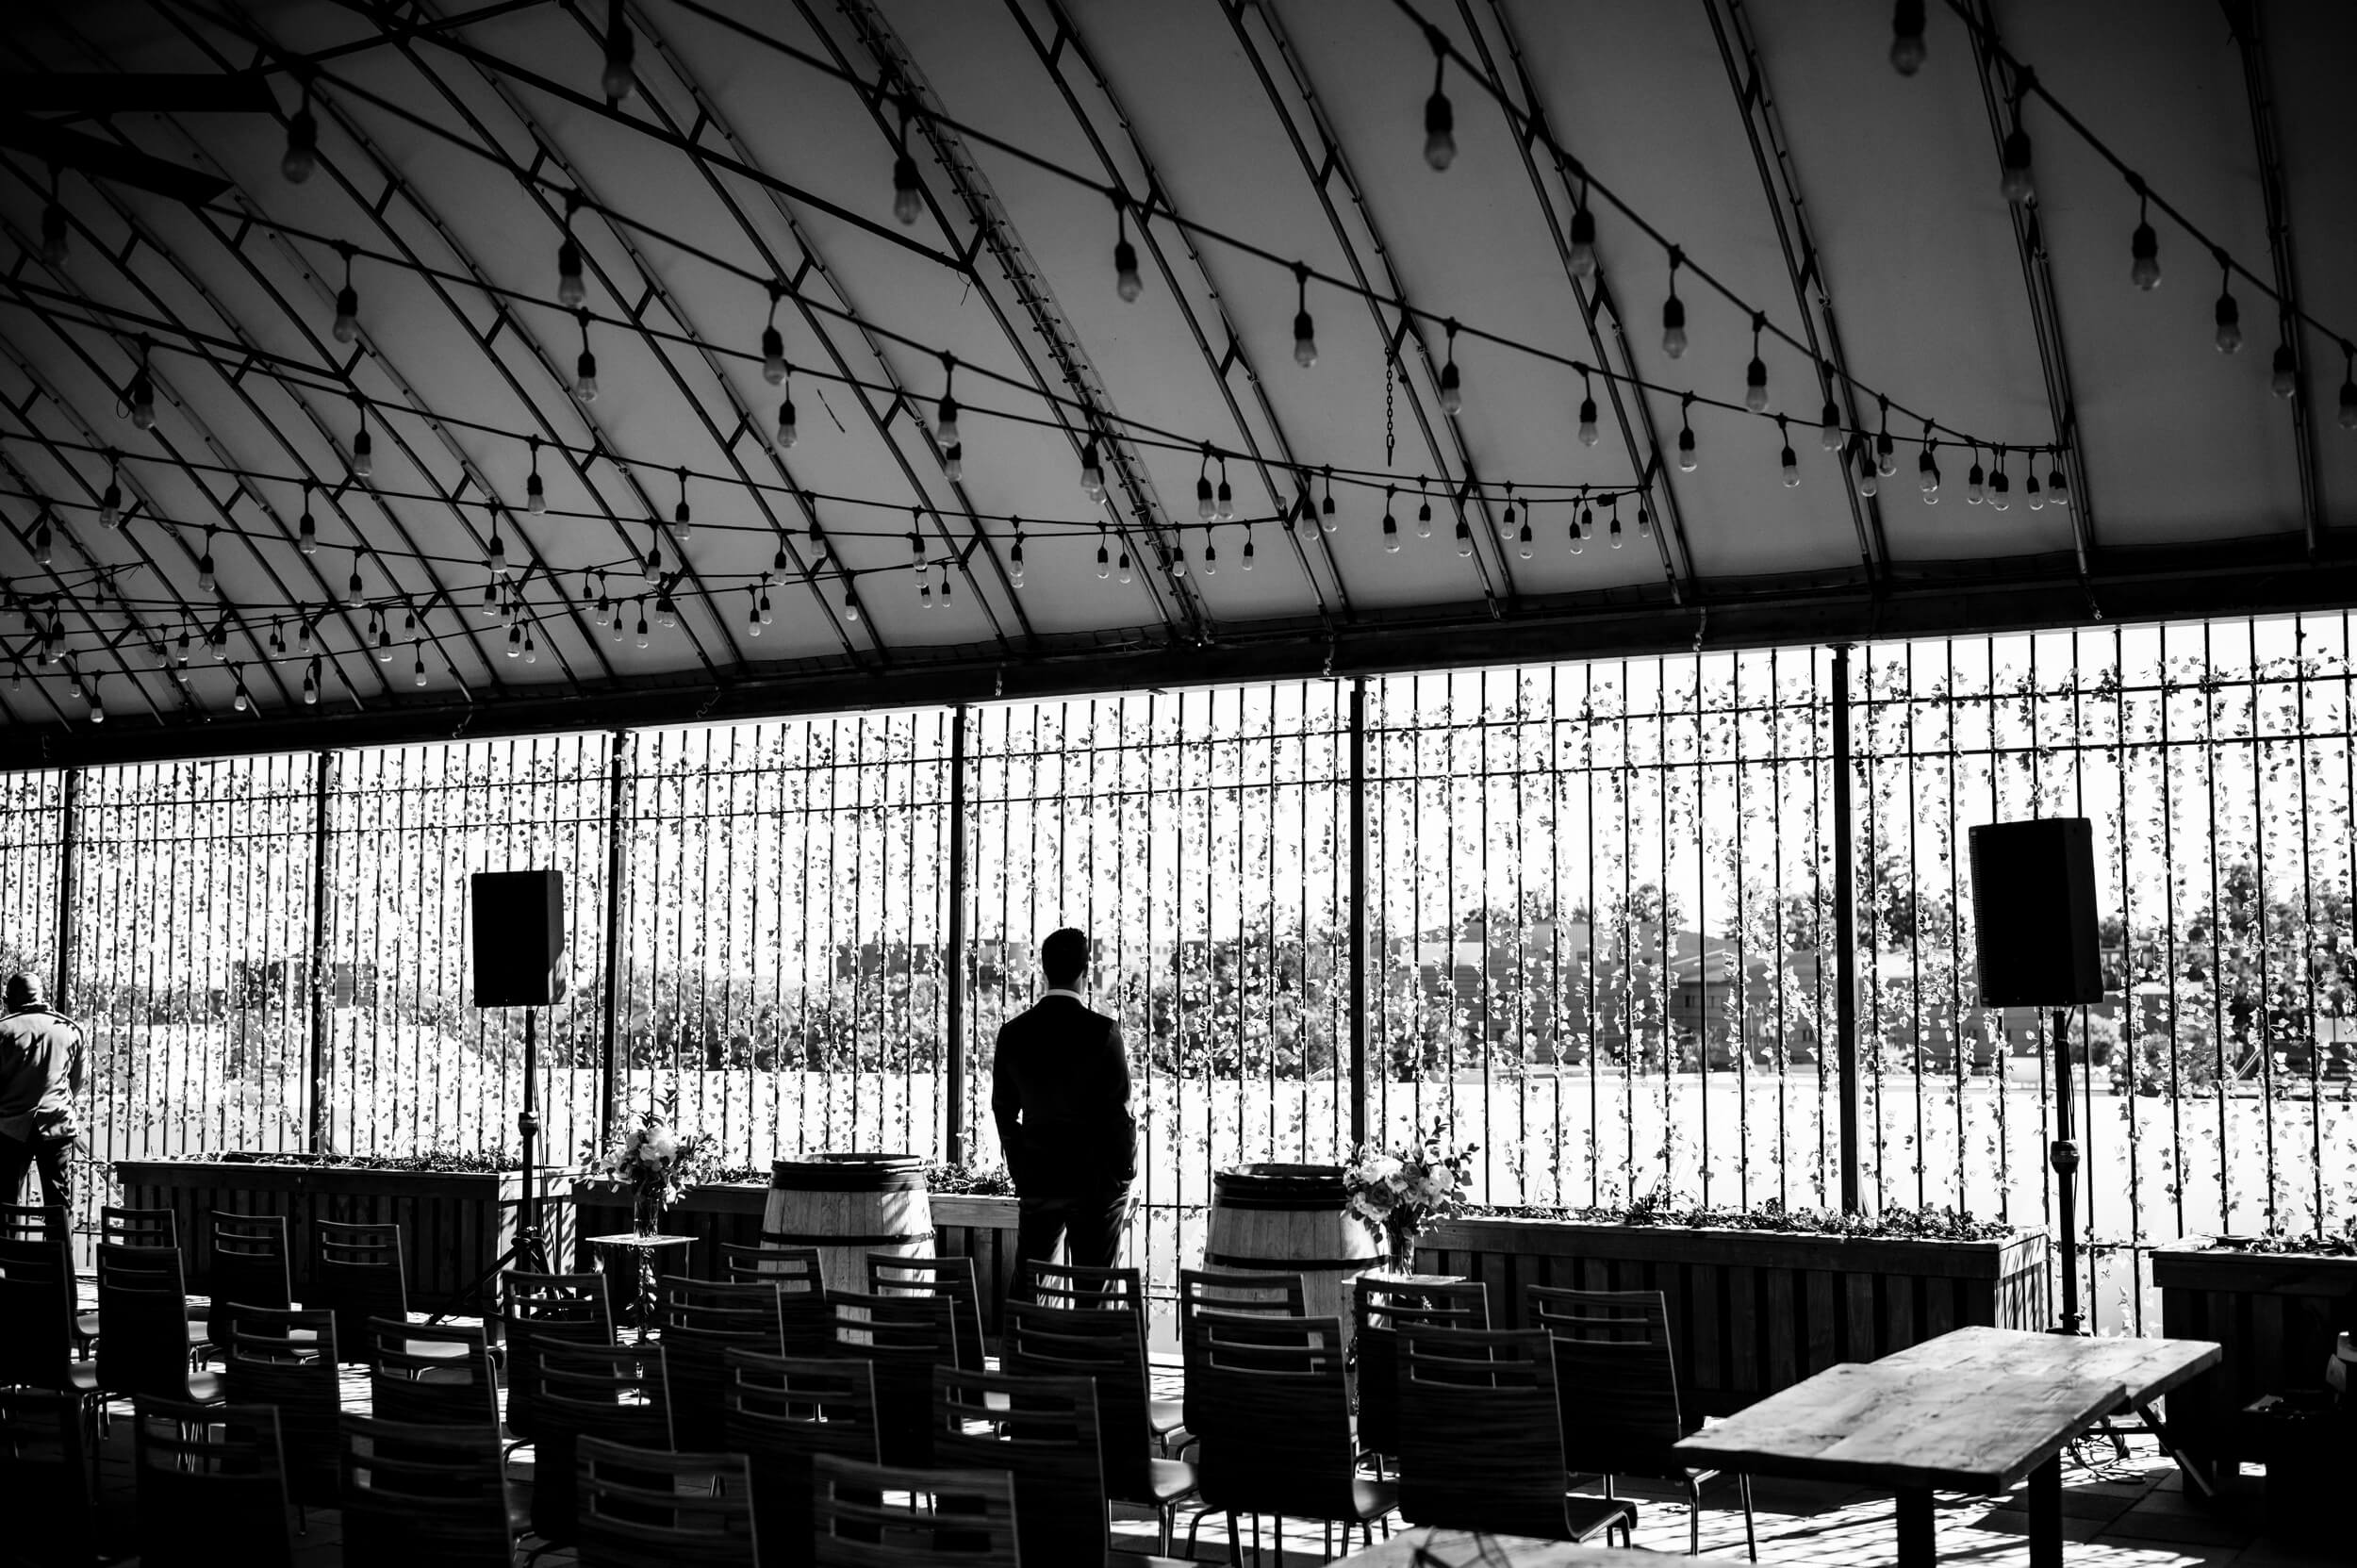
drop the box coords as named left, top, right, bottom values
left=4, top=973, right=41, bottom=1012
left=1040, top=929, right=1091, bottom=988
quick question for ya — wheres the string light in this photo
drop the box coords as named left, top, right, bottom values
left=1196, top=448, right=1215, bottom=520
left=99, top=453, right=122, bottom=530
left=1637, top=501, right=1652, bottom=539
left=1777, top=418, right=1798, bottom=488
left=487, top=513, right=507, bottom=576
left=635, top=599, right=651, bottom=645
left=347, top=552, right=365, bottom=606
left=747, top=586, right=764, bottom=635
left=2340, top=344, right=2357, bottom=430
left=198, top=528, right=216, bottom=593
left=1577, top=371, right=1599, bottom=447
left=1676, top=395, right=1698, bottom=471
left=1169, top=542, right=1187, bottom=579
left=574, top=310, right=600, bottom=401
left=1850, top=437, right=1876, bottom=498
left=302, top=657, right=318, bottom=705
left=413, top=640, right=428, bottom=685
left=1439, top=322, right=1462, bottom=416
left=673, top=468, right=693, bottom=542
left=127, top=339, right=156, bottom=430
left=1119, top=547, right=1135, bottom=583
left=1321, top=468, right=1338, bottom=533
left=1423, top=31, right=1456, bottom=171
left=1661, top=250, right=1688, bottom=359
left=557, top=202, right=585, bottom=309
left=1607, top=497, right=1624, bottom=548
left=522, top=624, right=537, bottom=665
left=1454, top=516, right=1472, bottom=558
left=842, top=587, right=860, bottom=623
left=331, top=244, right=360, bottom=345
left=2129, top=189, right=2160, bottom=291
left=351, top=402, right=372, bottom=480
left=283, top=91, right=318, bottom=183
left=2025, top=463, right=2044, bottom=510
left=1382, top=487, right=1399, bottom=553
left=481, top=579, right=500, bottom=618
left=936, top=355, right=962, bottom=479
left=1497, top=482, right=1518, bottom=542
left=1010, top=525, right=1026, bottom=587
left=1079, top=435, right=1105, bottom=499
left=1568, top=189, right=1597, bottom=281
left=761, top=284, right=787, bottom=385
left=892, top=105, right=924, bottom=225
left=2046, top=449, right=2069, bottom=508
left=298, top=619, right=313, bottom=653
left=759, top=578, right=773, bottom=625
left=2270, top=334, right=2298, bottom=400
left=1874, top=398, right=1896, bottom=477
left=1819, top=396, right=1842, bottom=453
left=1201, top=533, right=1219, bottom=575
left=1966, top=446, right=1986, bottom=505
left=1920, top=433, right=1941, bottom=503
left=87, top=676, right=103, bottom=724
left=1416, top=481, right=1433, bottom=540
left=1113, top=199, right=1142, bottom=302
left=1999, top=78, right=2035, bottom=205
left=1096, top=525, right=1110, bottom=580
left=601, top=6, right=635, bottom=103
left=776, top=386, right=798, bottom=450
left=1744, top=314, right=1770, bottom=412
left=1516, top=517, right=1533, bottom=559
left=526, top=437, right=546, bottom=513
left=232, top=668, right=250, bottom=712
left=1292, top=264, right=1317, bottom=368
left=32, top=513, right=53, bottom=568
left=1988, top=447, right=2011, bottom=510
left=2213, top=254, right=2241, bottom=355
left=1567, top=506, right=1584, bottom=556
left=1215, top=455, right=1235, bottom=520
left=1889, top=0, right=1926, bottom=75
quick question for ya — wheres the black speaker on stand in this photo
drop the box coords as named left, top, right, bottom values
left=1968, top=817, right=2103, bottom=1335
left=434, top=869, right=566, bottom=1319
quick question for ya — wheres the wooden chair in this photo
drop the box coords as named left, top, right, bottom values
left=1001, top=1297, right=1197, bottom=1545
left=1, top=1199, right=69, bottom=1243
left=0, top=1386, right=98, bottom=1568
left=221, top=1306, right=343, bottom=1506
left=338, top=1412, right=519, bottom=1568
left=1016, top=1258, right=1185, bottom=1445
left=530, top=1340, right=671, bottom=1546
left=315, top=1220, right=411, bottom=1358
left=719, top=1243, right=833, bottom=1355
left=367, top=1317, right=501, bottom=1428
left=1396, top=1323, right=1638, bottom=1547
left=1528, top=1284, right=1756, bottom=1559
left=934, top=1363, right=1193, bottom=1568
left=1353, top=1275, right=1490, bottom=1463
left=576, top=1436, right=760, bottom=1568
left=101, top=1205, right=178, bottom=1247
left=724, top=1349, right=881, bottom=1568
left=500, top=1269, right=613, bottom=1444
left=0, top=1237, right=101, bottom=1412
left=95, top=1243, right=219, bottom=1404
left=865, top=1252, right=985, bottom=1372
left=1176, top=1265, right=1307, bottom=1436
left=656, top=1275, right=788, bottom=1449
left=829, top=1288, right=957, bottom=1467
left=1184, top=1307, right=1395, bottom=1561
left=811, top=1452, right=1020, bottom=1567
left=132, top=1396, right=293, bottom=1568
left=209, top=1212, right=295, bottom=1353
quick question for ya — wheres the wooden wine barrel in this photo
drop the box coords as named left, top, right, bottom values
left=1205, top=1163, right=1379, bottom=1331
left=762, top=1153, right=933, bottom=1295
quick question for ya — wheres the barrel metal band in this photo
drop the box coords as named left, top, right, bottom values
left=764, top=1230, right=936, bottom=1246
left=1207, top=1251, right=1380, bottom=1271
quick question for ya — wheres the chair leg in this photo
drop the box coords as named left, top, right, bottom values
left=1740, top=1470, right=1758, bottom=1562
left=1227, top=1511, right=1243, bottom=1567
left=1689, top=1474, right=1703, bottom=1556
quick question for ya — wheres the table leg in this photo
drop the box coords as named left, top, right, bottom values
left=1896, top=1485, right=1937, bottom=1567
left=2028, top=1454, right=2063, bottom=1568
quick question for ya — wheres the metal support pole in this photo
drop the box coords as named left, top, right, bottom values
left=1347, top=677, right=1369, bottom=1149
left=945, top=704, right=970, bottom=1166
left=1831, top=646, right=1863, bottom=1213
left=305, top=750, right=335, bottom=1154
left=2049, top=1004, right=2084, bottom=1333
left=598, top=731, right=628, bottom=1138
left=51, top=768, right=78, bottom=1007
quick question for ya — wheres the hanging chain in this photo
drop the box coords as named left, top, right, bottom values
left=1385, top=350, right=1397, bottom=467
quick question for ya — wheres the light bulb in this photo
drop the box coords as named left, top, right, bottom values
left=1920, top=450, right=1941, bottom=499
left=90, top=691, right=104, bottom=724
left=1096, top=541, right=1110, bottom=580
left=332, top=284, right=359, bottom=344
left=893, top=155, right=923, bottom=225
left=935, top=395, right=960, bottom=448
left=1661, top=294, right=1687, bottom=359
left=1578, top=395, right=1598, bottom=447
left=673, top=500, right=692, bottom=542
left=759, top=592, right=772, bottom=624
left=375, top=627, right=392, bottom=663
left=2339, top=374, right=2357, bottom=430
left=1170, top=548, right=1188, bottom=579
left=776, top=399, right=797, bottom=450
left=1215, top=480, right=1235, bottom=520
left=602, top=21, right=635, bottom=102
left=1010, top=539, right=1025, bottom=586
left=303, top=667, right=317, bottom=705
left=1438, top=359, right=1461, bottom=416
left=1118, top=551, right=1133, bottom=584
left=1114, top=237, right=1142, bottom=302
left=1990, top=467, right=2010, bottom=510
left=1637, top=503, right=1652, bottom=538
left=481, top=581, right=499, bottom=618
left=557, top=238, right=585, bottom=307
left=1819, top=402, right=1842, bottom=453
left=348, top=564, right=364, bottom=605
left=1780, top=442, right=1799, bottom=487
left=748, top=602, right=763, bottom=635
left=352, top=426, right=372, bottom=479
left=198, top=548, right=215, bottom=594
left=414, top=648, right=428, bottom=686
left=1676, top=425, right=1697, bottom=472
left=842, top=591, right=859, bottom=623
left=100, top=479, right=121, bottom=530
left=488, top=535, right=506, bottom=575
left=527, top=470, right=546, bottom=514
left=40, top=203, right=67, bottom=269
left=1415, top=498, right=1433, bottom=539
left=1424, top=89, right=1455, bottom=171
left=1854, top=449, right=1878, bottom=498
left=1876, top=432, right=1897, bottom=478
left=283, top=107, right=318, bottom=183
left=2130, top=222, right=2160, bottom=291
left=1202, top=540, right=1219, bottom=574
left=1568, top=206, right=1596, bottom=280
left=2271, top=344, right=2297, bottom=399
left=2214, top=289, right=2241, bottom=355
left=1294, top=309, right=1317, bottom=368
left=575, top=349, right=599, bottom=401
left=1454, top=520, right=1472, bottom=558
left=129, top=370, right=156, bottom=430
left=1321, top=491, right=1337, bottom=533
left=762, top=325, right=786, bottom=386
left=635, top=611, right=650, bottom=646
left=33, top=520, right=52, bottom=566
left=943, top=443, right=962, bottom=481
left=1080, top=439, right=1105, bottom=498
left=1567, top=521, right=1584, bottom=556
left=2000, top=126, right=2034, bottom=205
left=1745, top=356, right=1769, bottom=413
left=1516, top=522, right=1533, bottom=560
left=1967, top=457, right=1986, bottom=504
left=2026, top=473, right=2044, bottom=510
left=1608, top=511, right=1624, bottom=548
left=233, top=682, right=249, bottom=713
left=1889, top=0, right=1926, bottom=75
left=1196, top=477, right=1214, bottom=520
left=1383, top=510, right=1399, bottom=553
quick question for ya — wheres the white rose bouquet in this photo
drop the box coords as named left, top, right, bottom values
left=598, top=1104, right=719, bottom=1233
left=1343, top=1117, right=1478, bottom=1272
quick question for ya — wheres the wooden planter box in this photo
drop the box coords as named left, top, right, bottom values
left=2151, top=1239, right=2357, bottom=1466
left=1415, top=1215, right=2050, bottom=1417
left=571, top=1180, right=1024, bottom=1338
left=114, top=1156, right=577, bottom=1312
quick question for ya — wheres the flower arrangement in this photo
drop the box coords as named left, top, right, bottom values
left=1343, top=1118, right=1479, bottom=1272
left=596, top=1103, right=719, bottom=1234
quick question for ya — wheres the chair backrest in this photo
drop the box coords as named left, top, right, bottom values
left=530, top=1341, right=671, bottom=1547
left=719, top=1243, right=833, bottom=1354
left=501, top=1269, right=614, bottom=1442
left=316, top=1220, right=409, bottom=1355
left=1177, top=1265, right=1307, bottom=1431
left=132, top=1397, right=293, bottom=1568
left=1186, top=1308, right=1358, bottom=1520
left=222, top=1305, right=343, bottom=1505
left=0, top=1236, right=83, bottom=1391
left=654, top=1275, right=786, bottom=1449
left=865, top=1252, right=985, bottom=1371
left=338, top=1412, right=517, bottom=1568
left=101, top=1205, right=177, bottom=1247
left=1000, top=1297, right=1158, bottom=1503
left=1, top=1200, right=69, bottom=1245
left=1015, top=1258, right=1145, bottom=1312
left=95, top=1243, right=202, bottom=1402
left=724, top=1349, right=879, bottom=1568
left=1353, top=1276, right=1491, bottom=1457
left=811, top=1453, right=1020, bottom=1567
left=577, top=1436, right=760, bottom=1568
left=209, top=1212, right=294, bottom=1351
left=1525, top=1284, right=1686, bottom=1469
left=1397, top=1324, right=1577, bottom=1540
left=0, top=1385, right=97, bottom=1568
left=829, top=1289, right=957, bottom=1467
left=367, top=1317, right=500, bottom=1428
left=933, top=1364, right=1109, bottom=1564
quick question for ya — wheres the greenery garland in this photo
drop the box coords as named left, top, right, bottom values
left=1459, top=1194, right=2016, bottom=1242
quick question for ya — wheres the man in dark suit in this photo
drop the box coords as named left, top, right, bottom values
left=991, top=928, right=1137, bottom=1284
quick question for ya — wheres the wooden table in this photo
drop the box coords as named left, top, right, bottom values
left=1329, top=1527, right=1673, bottom=1566
left=1673, top=1327, right=2220, bottom=1567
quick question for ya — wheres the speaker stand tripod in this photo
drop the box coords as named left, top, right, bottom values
left=432, top=1005, right=552, bottom=1324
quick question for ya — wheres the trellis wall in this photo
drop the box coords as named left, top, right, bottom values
left=7, top=615, right=2354, bottom=1334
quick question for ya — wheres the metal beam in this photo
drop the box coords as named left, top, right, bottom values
left=1705, top=0, right=1890, bottom=583
left=1223, top=0, right=1515, bottom=611
left=2224, top=0, right=2322, bottom=559
left=1965, top=0, right=2098, bottom=584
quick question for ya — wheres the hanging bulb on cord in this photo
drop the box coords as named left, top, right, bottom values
left=1889, top=0, right=1926, bottom=75
left=557, top=234, right=585, bottom=308
left=1202, top=537, right=1219, bottom=575
left=1568, top=200, right=1597, bottom=281
left=2046, top=451, right=2070, bottom=507
left=1966, top=450, right=1986, bottom=504
left=1988, top=451, right=2011, bottom=511
left=1416, top=487, right=1433, bottom=540
left=892, top=145, right=924, bottom=226
left=284, top=98, right=318, bottom=183
left=2339, top=348, right=2357, bottom=429
left=332, top=246, right=360, bottom=344
left=1438, top=322, right=1462, bottom=416
left=128, top=342, right=157, bottom=430
left=1423, top=43, right=1456, bottom=171
left=1919, top=436, right=1941, bottom=503
left=1079, top=437, right=1105, bottom=499
left=1292, top=264, right=1317, bottom=367
left=414, top=643, right=429, bottom=686
left=1320, top=470, right=1338, bottom=533
left=776, top=394, right=798, bottom=451
left=1196, top=464, right=1215, bottom=521
left=198, top=530, right=216, bottom=593
left=573, top=310, right=600, bottom=401
left=351, top=414, right=372, bottom=480
left=1096, top=529, right=1111, bottom=580
left=1454, top=518, right=1472, bottom=558
left=1854, top=443, right=1878, bottom=499
left=602, top=9, right=635, bottom=102
left=1119, top=549, right=1135, bottom=584
left=1608, top=502, right=1624, bottom=548
left=526, top=439, right=546, bottom=514
left=302, top=659, right=318, bottom=705
left=1676, top=397, right=1698, bottom=472
left=1661, top=254, right=1688, bottom=359
left=39, top=199, right=67, bottom=270
left=673, top=469, right=693, bottom=543
left=1382, top=488, right=1400, bottom=553
left=2129, top=192, right=2160, bottom=291
left=1743, top=315, right=1770, bottom=412
left=1778, top=421, right=1799, bottom=488
left=934, top=357, right=961, bottom=446
left=1010, top=531, right=1026, bottom=587
left=1113, top=199, right=1142, bottom=302
left=1999, top=91, right=2035, bottom=205
left=1819, top=399, right=1842, bottom=453
left=1577, top=372, right=1599, bottom=447
left=1516, top=520, right=1533, bottom=560
left=100, top=459, right=122, bottom=530
left=2213, top=261, right=2241, bottom=355
left=2271, top=340, right=2298, bottom=400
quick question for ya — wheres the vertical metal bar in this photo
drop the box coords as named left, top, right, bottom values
left=599, top=730, right=628, bottom=1140
left=51, top=767, right=79, bottom=1008
left=946, top=703, right=971, bottom=1166
left=1832, top=644, right=1863, bottom=1213
left=1348, top=676, right=1369, bottom=1149
left=305, top=750, right=333, bottom=1155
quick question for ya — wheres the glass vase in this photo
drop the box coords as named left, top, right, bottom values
left=1385, top=1226, right=1420, bottom=1276
left=632, top=1186, right=662, bottom=1238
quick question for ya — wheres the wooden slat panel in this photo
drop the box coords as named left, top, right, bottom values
left=1691, top=1263, right=1722, bottom=1394
left=1804, top=1271, right=1838, bottom=1376
left=1844, top=1272, right=1876, bottom=1362
left=1760, top=1269, right=1793, bottom=1393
